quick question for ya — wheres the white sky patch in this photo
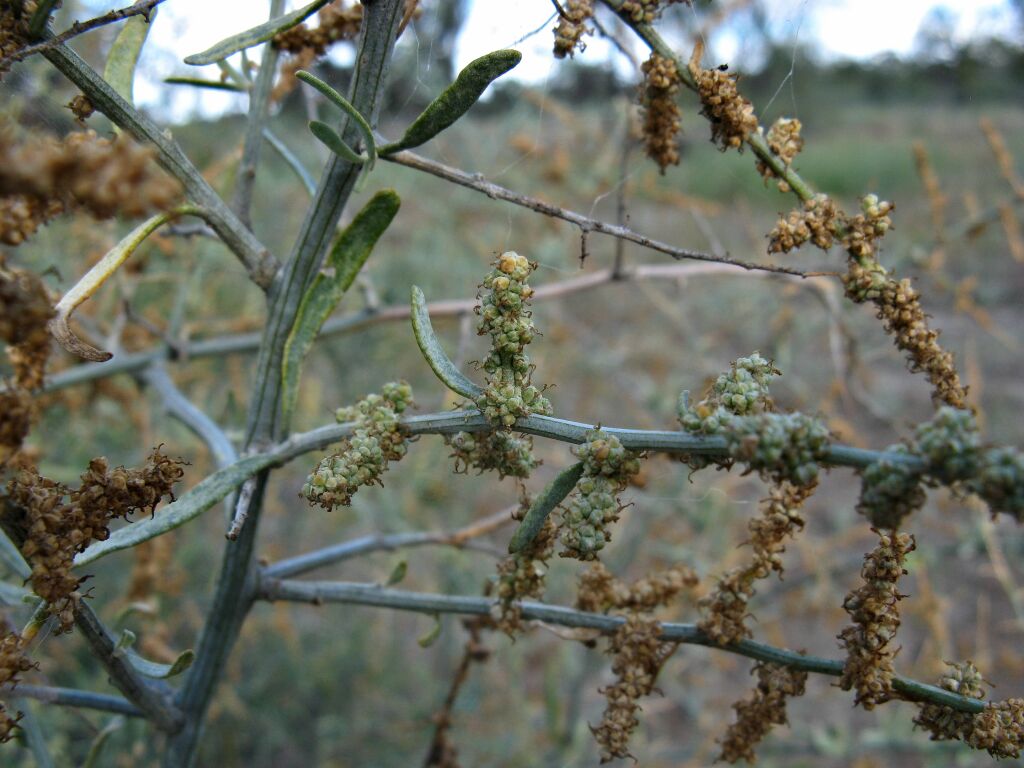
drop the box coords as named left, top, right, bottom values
left=98, top=0, right=1018, bottom=120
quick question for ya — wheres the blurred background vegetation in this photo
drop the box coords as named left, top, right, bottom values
left=2, top=0, right=1024, bottom=765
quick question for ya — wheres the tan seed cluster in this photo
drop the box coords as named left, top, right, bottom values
left=576, top=561, right=698, bottom=615
left=6, top=449, right=185, bottom=632
left=757, top=118, right=804, bottom=192
left=837, top=529, right=915, bottom=709
left=0, top=630, right=34, bottom=742
left=719, top=661, right=808, bottom=763
left=272, top=1, right=363, bottom=55
left=699, top=481, right=815, bottom=645
left=552, top=0, right=593, bottom=59
left=639, top=53, right=682, bottom=173
left=490, top=502, right=555, bottom=635
left=767, top=194, right=840, bottom=254
left=619, top=0, right=689, bottom=24
left=689, top=44, right=758, bottom=152
left=0, top=0, right=37, bottom=76
left=0, top=127, right=179, bottom=245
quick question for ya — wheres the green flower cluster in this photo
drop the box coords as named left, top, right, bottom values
left=560, top=430, right=641, bottom=560
left=678, top=352, right=779, bottom=434
left=302, top=381, right=413, bottom=511
left=444, top=429, right=539, bottom=479
left=724, top=412, right=831, bottom=486
left=475, top=252, right=552, bottom=427
left=857, top=406, right=1024, bottom=528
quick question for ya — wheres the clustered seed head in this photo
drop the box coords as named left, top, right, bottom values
left=576, top=561, right=698, bottom=615
left=475, top=252, right=551, bottom=427
left=273, top=0, right=363, bottom=55
left=0, top=127, right=179, bottom=245
left=767, top=194, right=840, bottom=254
left=5, top=448, right=185, bottom=632
left=639, top=53, right=682, bottom=173
left=444, top=429, right=539, bottom=479
left=699, top=481, right=815, bottom=645
left=559, top=431, right=641, bottom=560
left=1, top=256, right=54, bottom=390
left=689, top=46, right=758, bottom=152
left=490, top=500, right=556, bottom=635
left=619, top=0, right=689, bottom=25
left=756, top=118, right=804, bottom=192
left=303, top=382, right=413, bottom=511
left=679, top=352, right=780, bottom=434
left=857, top=447, right=926, bottom=530
left=970, top=446, right=1024, bottom=521
left=725, top=412, right=831, bottom=487
left=719, top=661, right=808, bottom=764
left=838, top=529, right=915, bottom=709
left=842, top=194, right=894, bottom=262
left=552, top=0, right=593, bottom=59
left=0, top=0, right=38, bottom=76
left=912, top=406, right=981, bottom=481
left=0, top=630, right=33, bottom=742
left=916, top=661, right=1024, bottom=759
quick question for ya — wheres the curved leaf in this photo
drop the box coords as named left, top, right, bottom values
left=410, top=286, right=484, bottom=400
left=165, top=77, right=246, bottom=93
left=297, top=70, right=377, bottom=168
left=184, top=0, right=331, bottom=66
left=103, top=9, right=156, bottom=105
left=507, top=462, right=584, bottom=554
left=381, top=49, right=522, bottom=155
left=125, top=647, right=194, bottom=679
left=308, top=120, right=365, bottom=165
left=281, top=190, right=401, bottom=423
left=74, top=453, right=275, bottom=567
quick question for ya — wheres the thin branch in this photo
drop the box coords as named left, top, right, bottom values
left=384, top=150, right=831, bottom=278
left=1, top=0, right=164, bottom=71
left=263, top=507, right=514, bottom=579
left=0, top=685, right=143, bottom=718
left=73, top=602, right=184, bottom=733
left=257, top=580, right=985, bottom=715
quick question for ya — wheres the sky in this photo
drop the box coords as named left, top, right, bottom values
left=104, top=0, right=1019, bottom=119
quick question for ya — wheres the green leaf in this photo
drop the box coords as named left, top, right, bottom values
left=308, top=120, right=365, bottom=165
left=507, top=462, right=585, bottom=554
left=417, top=615, right=442, bottom=648
left=124, top=647, right=195, bottom=679
left=103, top=10, right=156, bottom=106
left=280, top=190, right=401, bottom=424
left=184, top=0, right=331, bottom=66
left=380, top=50, right=522, bottom=155
left=296, top=70, right=377, bottom=168
left=0, top=528, right=30, bottom=581
left=385, top=559, right=407, bottom=586
left=410, top=286, right=484, bottom=400
left=74, top=453, right=276, bottom=567
left=165, top=77, right=246, bottom=93
left=81, top=716, right=125, bottom=768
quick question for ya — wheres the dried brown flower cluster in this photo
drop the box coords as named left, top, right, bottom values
left=6, top=448, right=185, bottom=632
left=639, top=53, right=682, bottom=173
left=552, top=0, right=593, bottom=59
left=912, top=142, right=947, bottom=237
left=756, top=118, right=804, bottom=192
left=837, top=529, right=915, bottom=709
left=0, top=630, right=34, bottom=742
left=767, top=194, right=840, bottom=254
left=698, top=481, right=815, bottom=645
left=719, top=661, right=808, bottom=763
left=490, top=501, right=555, bottom=635
left=273, top=1, right=362, bottom=54
left=0, top=127, right=179, bottom=245
left=915, top=661, right=1024, bottom=759
left=689, top=44, right=758, bottom=152
left=576, top=562, right=696, bottom=762
left=619, top=0, right=689, bottom=24
left=0, top=0, right=37, bottom=76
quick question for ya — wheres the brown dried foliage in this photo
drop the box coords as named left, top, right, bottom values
left=767, top=194, right=839, bottom=254
left=0, top=127, right=179, bottom=245
left=552, top=0, right=594, bottom=59
left=689, top=43, right=758, bottom=152
left=5, top=449, right=185, bottom=632
left=837, top=529, right=915, bottom=709
left=0, top=630, right=34, bottom=742
left=698, top=481, right=815, bottom=645
left=576, top=561, right=698, bottom=615
left=273, top=1, right=362, bottom=55
left=0, top=0, right=37, bottom=76
left=757, top=118, right=803, bottom=192
left=719, top=661, right=808, bottom=764
left=639, top=53, right=682, bottom=173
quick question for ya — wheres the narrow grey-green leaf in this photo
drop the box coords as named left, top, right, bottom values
left=165, top=77, right=246, bottom=93
left=0, top=528, right=30, bottom=581
left=114, top=628, right=136, bottom=654
left=81, top=716, right=125, bottom=768
left=296, top=70, right=376, bottom=167
left=309, top=120, right=365, bottom=165
left=74, top=453, right=276, bottom=567
left=103, top=10, right=155, bottom=105
left=386, top=559, right=407, bottom=587
left=417, top=615, right=442, bottom=648
left=184, top=0, right=331, bottom=65
left=411, top=286, right=484, bottom=400
left=281, top=190, right=401, bottom=423
left=508, top=462, right=585, bottom=554
left=380, top=49, right=522, bottom=155
left=124, top=647, right=194, bottom=679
